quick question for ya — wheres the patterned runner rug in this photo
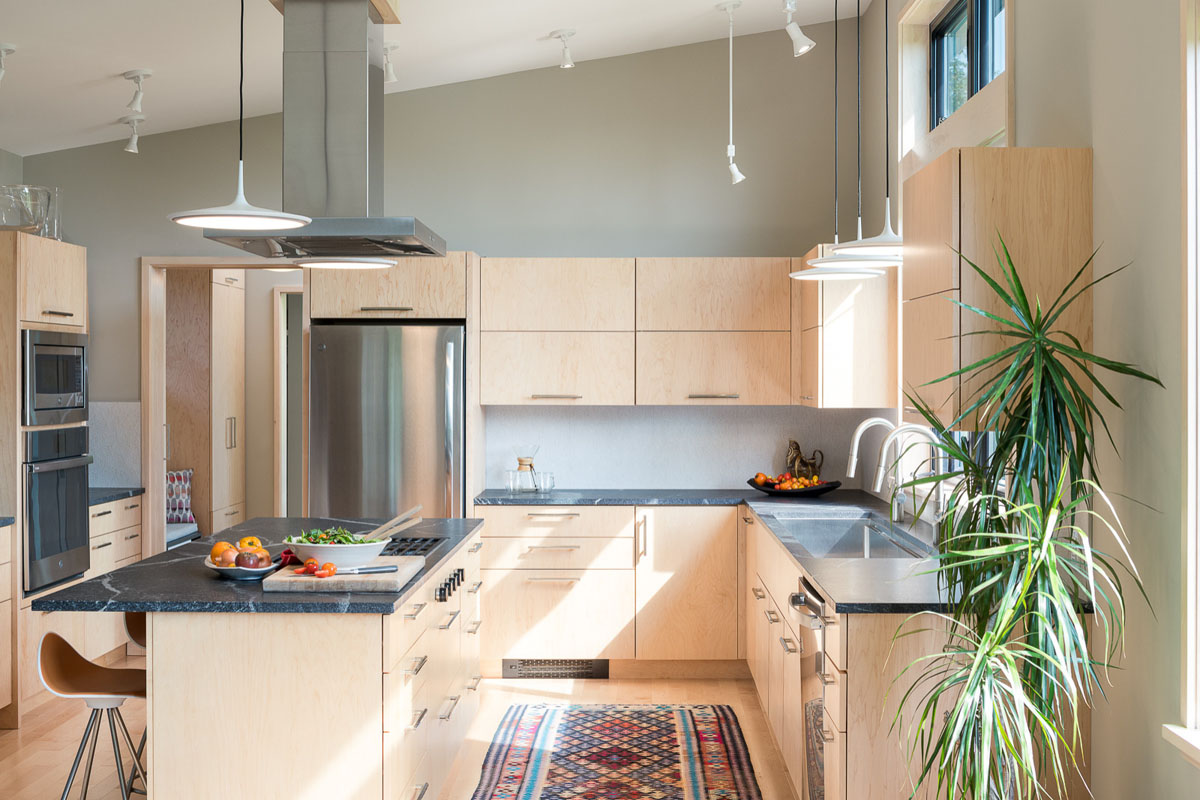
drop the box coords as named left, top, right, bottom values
left=470, top=704, right=764, bottom=800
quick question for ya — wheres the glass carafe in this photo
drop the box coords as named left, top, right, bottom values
left=512, top=444, right=540, bottom=493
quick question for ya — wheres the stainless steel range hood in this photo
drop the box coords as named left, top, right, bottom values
left=205, top=0, right=445, bottom=258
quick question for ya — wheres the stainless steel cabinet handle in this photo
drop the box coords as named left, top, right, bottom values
left=93, top=541, right=112, bottom=551
left=404, top=655, right=428, bottom=676
left=124, top=533, right=139, bottom=541
left=126, top=503, right=140, bottom=510
left=224, top=276, right=239, bottom=284
left=438, top=695, right=462, bottom=721
left=764, top=609, right=780, bottom=624
left=527, top=544, right=580, bottom=551
left=92, top=510, right=112, bottom=518
left=411, top=782, right=429, bottom=800
left=688, top=393, right=740, bottom=399
left=408, top=708, right=428, bottom=730
left=800, top=395, right=816, bottom=401
left=233, top=417, right=237, bottom=448
left=165, top=422, right=171, bottom=461
left=225, top=510, right=238, bottom=517
left=467, top=675, right=483, bottom=692
left=438, top=610, right=461, bottom=630
left=751, top=587, right=766, bottom=600
left=467, top=580, right=483, bottom=594
left=468, top=542, right=484, bottom=553
left=526, top=512, right=579, bottom=518
left=779, top=636, right=799, bottom=654
left=526, top=576, right=581, bottom=583
left=819, top=727, right=835, bottom=743
left=467, top=620, right=482, bottom=635
left=816, top=654, right=837, bottom=685
left=360, top=306, right=414, bottom=312
left=43, top=309, right=75, bottom=317
left=404, top=602, right=428, bottom=620
left=531, top=394, right=583, bottom=399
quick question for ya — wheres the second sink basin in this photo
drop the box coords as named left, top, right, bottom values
left=770, top=514, right=931, bottom=559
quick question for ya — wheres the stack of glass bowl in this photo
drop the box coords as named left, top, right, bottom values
left=0, top=185, right=60, bottom=239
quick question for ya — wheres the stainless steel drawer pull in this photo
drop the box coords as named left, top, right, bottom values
left=467, top=620, right=482, bottom=635
left=688, top=393, right=739, bottom=399
left=225, top=510, right=238, bottom=517
left=764, top=609, right=780, bottom=624
left=531, top=394, right=583, bottom=400
left=799, top=395, right=816, bottom=401
left=779, top=636, right=799, bottom=654
left=408, top=708, right=428, bottom=730
left=360, top=306, right=414, bottom=312
left=404, top=602, right=428, bottom=620
left=43, top=309, right=75, bottom=317
left=124, top=534, right=139, bottom=541
left=126, top=504, right=140, bottom=510
left=467, top=675, right=483, bottom=692
left=438, top=610, right=461, bottom=630
left=224, top=277, right=239, bottom=284
left=816, top=655, right=836, bottom=685
left=468, top=542, right=484, bottom=553
left=527, top=544, right=581, bottom=551
left=467, top=580, right=483, bottom=594
left=93, top=542, right=112, bottom=551
left=92, top=510, right=112, bottom=518
left=526, top=512, right=579, bottom=518
left=404, top=655, right=428, bottom=676
left=411, top=782, right=429, bottom=800
left=751, top=587, right=766, bottom=600
left=438, top=695, right=462, bottom=721
left=526, top=576, right=581, bottom=583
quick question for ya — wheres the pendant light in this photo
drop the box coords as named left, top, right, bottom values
left=828, top=0, right=902, bottom=260
left=169, top=0, right=310, bottom=231
left=294, top=257, right=395, bottom=270
left=719, top=2, right=746, bottom=184
left=795, top=0, right=890, bottom=280
left=0, top=44, right=15, bottom=84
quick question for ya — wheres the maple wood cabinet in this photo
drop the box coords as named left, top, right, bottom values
left=308, top=252, right=467, bottom=319
left=4, top=232, right=89, bottom=330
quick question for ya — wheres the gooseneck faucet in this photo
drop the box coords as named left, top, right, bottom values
left=846, top=417, right=897, bottom=479
left=872, top=424, right=946, bottom=516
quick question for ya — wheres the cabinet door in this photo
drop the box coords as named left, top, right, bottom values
left=635, top=507, right=738, bottom=660
left=902, top=149, right=960, bottom=301
left=480, top=332, right=634, bottom=405
left=902, top=292, right=959, bottom=425
left=18, top=233, right=88, bottom=328
left=765, top=597, right=787, bottom=741
left=636, top=332, right=790, bottom=405
left=480, top=569, right=635, bottom=659
left=748, top=579, right=771, bottom=702
left=797, top=327, right=820, bottom=407
left=309, top=252, right=467, bottom=319
left=211, top=268, right=245, bottom=290
left=211, top=282, right=245, bottom=509
left=212, top=502, right=246, bottom=534
left=481, top=258, right=635, bottom=331
left=636, top=257, right=792, bottom=331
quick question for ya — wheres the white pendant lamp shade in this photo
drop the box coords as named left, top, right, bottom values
left=791, top=264, right=886, bottom=280
left=828, top=201, right=903, bottom=258
left=295, top=257, right=395, bottom=270
left=169, top=160, right=310, bottom=230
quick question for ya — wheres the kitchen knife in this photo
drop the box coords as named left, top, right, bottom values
left=339, top=565, right=400, bottom=575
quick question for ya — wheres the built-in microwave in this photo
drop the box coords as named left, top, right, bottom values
left=22, top=330, right=88, bottom=426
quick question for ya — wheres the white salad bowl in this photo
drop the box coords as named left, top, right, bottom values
left=284, top=539, right=388, bottom=569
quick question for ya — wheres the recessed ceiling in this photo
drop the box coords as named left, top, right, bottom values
left=0, top=0, right=868, bottom=157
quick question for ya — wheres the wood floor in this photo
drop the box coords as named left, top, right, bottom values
left=3, top=667, right=794, bottom=800
left=443, top=677, right=797, bottom=800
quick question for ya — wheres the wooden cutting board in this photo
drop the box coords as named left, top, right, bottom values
left=262, top=556, right=425, bottom=593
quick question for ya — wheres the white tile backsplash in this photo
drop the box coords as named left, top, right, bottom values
left=88, top=401, right=142, bottom=487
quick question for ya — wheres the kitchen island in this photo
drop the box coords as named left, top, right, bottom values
left=32, top=516, right=484, bottom=800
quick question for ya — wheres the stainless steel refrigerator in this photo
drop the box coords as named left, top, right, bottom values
left=309, top=323, right=465, bottom=519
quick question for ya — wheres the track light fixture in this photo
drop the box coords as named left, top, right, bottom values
left=550, top=30, right=576, bottom=69
left=782, top=0, right=815, bottom=56
left=718, top=2, right=746, bottom=184
left=124, top=69, right=152, bottom=113
left=0, top=44, right=15, bottom=84
left=383, top=43, right=399, bottom=84
left=120, top=115, right=144, bottom=154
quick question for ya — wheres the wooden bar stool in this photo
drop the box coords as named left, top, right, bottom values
left=39, top=632, right=148, bottom=800
left=122, top=612, right=148, bottom=795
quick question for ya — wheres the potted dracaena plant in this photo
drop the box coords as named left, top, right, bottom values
left=888, top=237, right=1160, bottom=800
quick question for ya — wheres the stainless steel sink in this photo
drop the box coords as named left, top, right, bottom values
left=769, top=513, right=932, bottom=559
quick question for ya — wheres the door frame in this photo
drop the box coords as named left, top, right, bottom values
left=272, top=286, right=304, bottom=516
left=139, top=257, right=301, bottom=557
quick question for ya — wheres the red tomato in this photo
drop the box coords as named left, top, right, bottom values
left=315, top=569, right=332, bottom=578
left=304, top=557, right=320, bottom=574
left=293, top=567, right=308, bottom=574
left=321, top=562, right=338, bottom=576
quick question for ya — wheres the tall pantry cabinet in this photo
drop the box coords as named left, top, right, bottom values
left=165, top=269, right=247, bottom=535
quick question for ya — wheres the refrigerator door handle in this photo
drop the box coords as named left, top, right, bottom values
left=444, top=339, right=456, bottom=518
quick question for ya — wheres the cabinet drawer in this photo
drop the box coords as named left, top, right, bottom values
left=18, top=233, right=88, bottom=329
left=86, top=532, right=118, bottom=578
left=90, top=498, right=142, bottom=537
left=636, top=332, right=791, bottom=405
left=481, top=537, right=634, bottom=570
left=385, top=636, right=435, bottom=731
left=309, top=253, right=467, bottom=319
left=475, top=506, right=635, bottom=539
left=824, top=614, right=847, bottom=672
left=480, top=332, right=634, bottom=405
left=115, top=527, right=142, bottom=561
left=384, top=676, right=435, bottom=793
left=0, top=524, right=11, bottom=564
left=385, top=599, right=435, bottom=672
left=481, top=258, right=635, bottom=331
left=211, top=268, right=245, bottom=289
left=636, top=257, right=792, bottom=331
left=825, top=712, right=847, bottom=800
left=212, top=502, right=246, bottom=534
left=480, top=569, right=635, bottom=659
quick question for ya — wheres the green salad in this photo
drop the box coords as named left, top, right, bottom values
left=285, top=527, right=374, bottom=545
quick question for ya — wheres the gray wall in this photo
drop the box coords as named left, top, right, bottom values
left=0, top=147, right=21, bottom=184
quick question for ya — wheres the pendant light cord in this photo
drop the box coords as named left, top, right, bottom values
left=239, top=0, right=245, bottom=162
left=832, top=0, right=839, bottom=242
left=855, top=0, right=861, bottom=223
left=884, top=0, right=890, bottom=205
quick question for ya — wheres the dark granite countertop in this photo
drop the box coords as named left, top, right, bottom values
left=0, top=516, right=13, bottom=528
left=32, top=516, right=483, bottom=615
left=89, top=487, right=145, bottom=506
left=474, top=489, right=768, bottom=506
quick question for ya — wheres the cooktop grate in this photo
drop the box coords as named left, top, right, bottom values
left=382, top=537, right=442, bottom=557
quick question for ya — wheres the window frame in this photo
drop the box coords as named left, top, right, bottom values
left=928, top=0, right=1005, bottom=130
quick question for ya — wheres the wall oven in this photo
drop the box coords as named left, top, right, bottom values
left=789, top=574, right=837, bottom=800
left=22, top=329, right=88, bottom=426
left=24, top=427, right=92, bottom=593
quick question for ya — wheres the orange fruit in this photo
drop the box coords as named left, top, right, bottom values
left=210, top=541, right=235, bottom=562
left=237, top=536, right=262, bottom=550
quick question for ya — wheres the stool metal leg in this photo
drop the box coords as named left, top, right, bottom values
left=60, top=709, right=100, bottom=800
left=107, top=710, right=131, bottom=800
left=76, top=708, right=104, bottom=800
left=113, top=709, right=148, bottom=795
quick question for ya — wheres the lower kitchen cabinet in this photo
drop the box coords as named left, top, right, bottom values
left=635, top=506, right=738, bottom=660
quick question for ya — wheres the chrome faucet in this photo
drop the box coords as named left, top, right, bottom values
left=872, top=424, right=946, bottom=518
left=846, top=417, right=896, bottom=479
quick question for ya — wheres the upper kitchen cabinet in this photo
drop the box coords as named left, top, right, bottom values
left=481, top=258, right=634, bottom=331
left=902, top=147, right=1093, bottom=427
left=636, top=331, right=790, bottom=405
left=308, top=252, right=467, bottom=319
left=0, top=232, right=88, bottom=331
left=636, top=257, right=791, bottom=331
left=791, top=248, right=899, bottom=408
left=480, top=332, right=635, bottom=405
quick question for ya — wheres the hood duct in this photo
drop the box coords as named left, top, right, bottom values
left=206, top=0, right=446, bottom=258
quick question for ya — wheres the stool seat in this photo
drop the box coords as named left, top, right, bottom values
left=39, top=632, right=146, bottom=701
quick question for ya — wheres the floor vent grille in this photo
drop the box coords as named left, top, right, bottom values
left=503, top=659, right=610, bottom=679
